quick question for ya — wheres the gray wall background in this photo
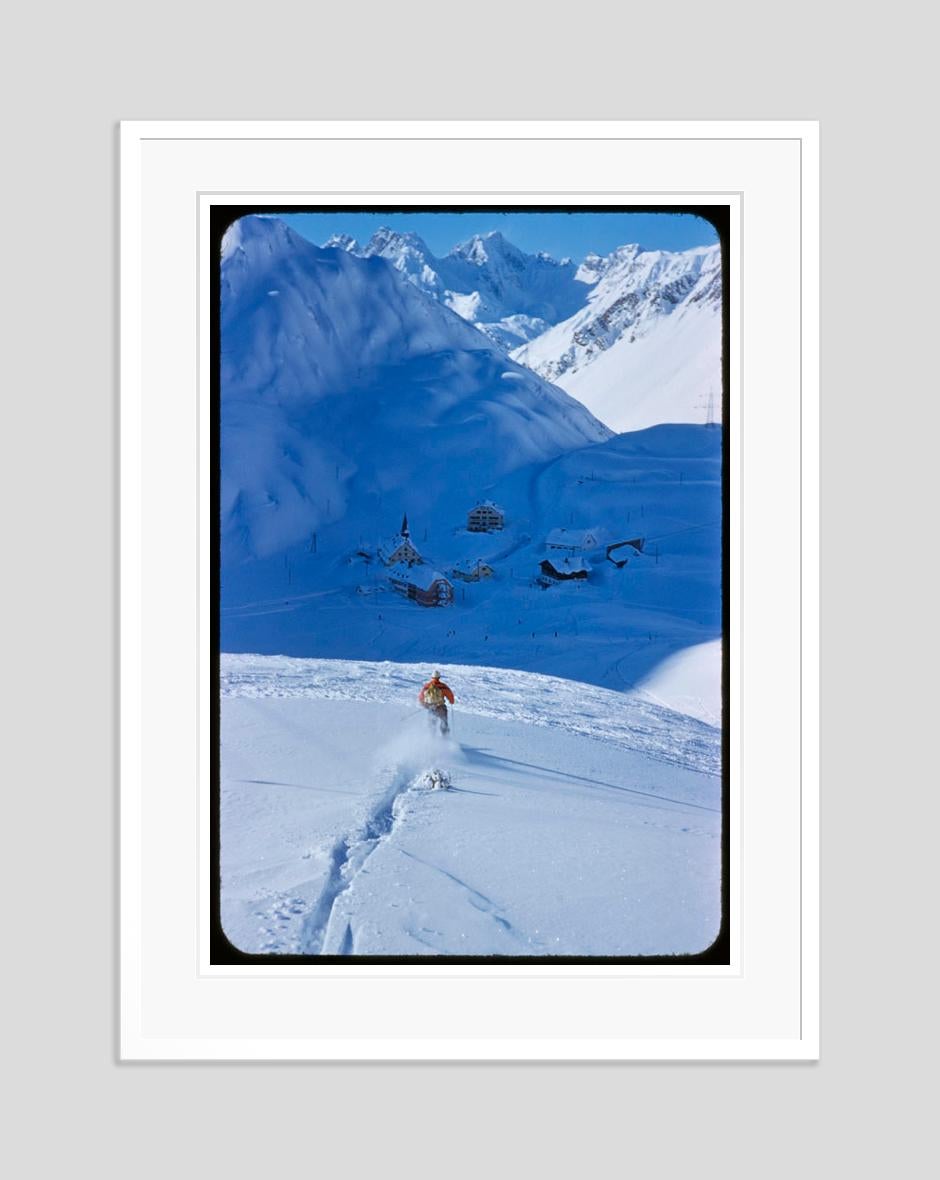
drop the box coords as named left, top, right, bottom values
left=6, top=1, right=932, bottom=1174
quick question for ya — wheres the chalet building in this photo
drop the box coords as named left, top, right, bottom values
left=378, top=513, right=422, bottom=566
left=387, top=562, right=454, bottom=606
left=539, top=556, right=590, bottom=582
left=451, top=559, right=494, bottom=582
left=605, top=537, right=645, bottom=568
left=545, top=527, right=603, bottom=553
left=467, top=501, right=505, bottom=532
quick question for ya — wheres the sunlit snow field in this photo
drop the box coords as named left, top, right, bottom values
left=221, top=659, right=721, bottom=957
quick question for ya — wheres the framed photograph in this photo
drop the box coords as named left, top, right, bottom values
left=121, top=120, right=818, bottom=1059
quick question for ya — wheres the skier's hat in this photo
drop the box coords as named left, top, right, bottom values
left=432, top=669, right=441, bottom=679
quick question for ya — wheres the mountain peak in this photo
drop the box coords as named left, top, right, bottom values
left=608, top=242, right=644, bottom=262
left=574, top=243, right=645, bottom=284
left=222, top=214, right=299, bottom=261
left=449, top=231, right=519, bottom=266
left=323, top=232, right=360, bottom=253
left=362, top=226, right=433, bottom=259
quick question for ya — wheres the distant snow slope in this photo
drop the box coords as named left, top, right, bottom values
left=555, top=303, right=721, bottom=433
left=221, top=658, right=721, bottom=957
left=513, top=243, right=721, bottom=432
left=637, top=639, right=722, bottom=726
left=221, top=216, right=610, bottom=561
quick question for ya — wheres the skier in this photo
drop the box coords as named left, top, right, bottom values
left=418, top=670, right=455, bottom=735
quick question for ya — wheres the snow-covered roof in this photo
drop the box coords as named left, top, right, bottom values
left=470, top=500, right=504, bottom=514
left=387, top=563, right=450, bottom=590
left=545, top=527, right=602, bottom=548
left=379, top=534, right=419, bottom=556
left=453, top=559, right=493, bottom=573
left=542, top=555, right=590, bottom=574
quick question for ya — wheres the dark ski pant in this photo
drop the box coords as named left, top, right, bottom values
left=425, top=703, right=449, bottom=734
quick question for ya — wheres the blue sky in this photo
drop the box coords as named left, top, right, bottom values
left=280, top=211, right=718, bottom=262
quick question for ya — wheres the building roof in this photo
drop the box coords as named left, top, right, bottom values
left=542, top=555, right=590, bottom=574
left=470, top=500, right=504, bottom=514
left=545, top=527, right=602, bottom=548
left=387, top=562, right=450, bottom=590
left=607, top=537, right=644, bottom=553
left=452, top=559, right=493, bottom=573
left=379, top=534, right=420, bottom=558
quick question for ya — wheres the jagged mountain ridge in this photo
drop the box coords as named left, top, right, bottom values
left=514, top=243, right=720, bottom=381
left=323, top=226, right=585, bottom=350
left=512, top=242, right=722, bottom=432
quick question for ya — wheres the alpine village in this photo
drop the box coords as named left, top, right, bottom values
left=356, top=506, right=645, bottom=607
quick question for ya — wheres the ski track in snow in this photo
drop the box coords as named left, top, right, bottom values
left=221, top=654, right=721, bottom=777
left=300, top=769, right=405, bottom=954
left=398, top=849, right=519, bottom=942
left=300, top=763, right=449, bottom=955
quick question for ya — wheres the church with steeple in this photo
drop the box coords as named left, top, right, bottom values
left=378, top=513, right=423, bottom=566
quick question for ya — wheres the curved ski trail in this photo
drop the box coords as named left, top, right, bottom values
left=300, top=762, right=450, bottom=955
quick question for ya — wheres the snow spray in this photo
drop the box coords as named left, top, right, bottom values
left=372, top=710, right=466, bottom=781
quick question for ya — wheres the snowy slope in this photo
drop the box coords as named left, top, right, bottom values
left=513, top=243, right=722, bottom=431
left=474, top=313, right=551, bottom=351
left=556, top=304, right=722, bottom=433
left=221, top=658, right=721, bottom=957
left=637, top=639, right=722, bottom=726
left=221, top=216, right=610, bottom=562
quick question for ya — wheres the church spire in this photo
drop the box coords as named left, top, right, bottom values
left=401, top=513, right=410, bottom=538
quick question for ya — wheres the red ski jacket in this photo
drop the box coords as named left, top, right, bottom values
left=419, top=679, right=454, bottom=706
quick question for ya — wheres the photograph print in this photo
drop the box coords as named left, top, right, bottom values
left=213, top=205, right=728, bottom=963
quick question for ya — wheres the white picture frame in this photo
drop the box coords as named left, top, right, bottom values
left=121, top=120, right=818, bottom=1060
